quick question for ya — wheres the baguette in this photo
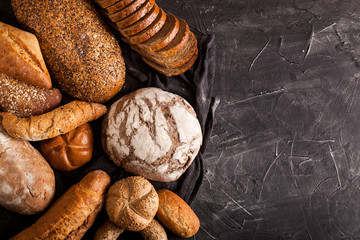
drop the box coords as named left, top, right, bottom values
left=10, top=170, right=111, bottom=240
left=1, top=100, right=107, bottom=141
left=0, top=21, right=51, bottom=88
left=0, top=72, right=62, bottom=117
left=11, top=0, right=126, bottom=103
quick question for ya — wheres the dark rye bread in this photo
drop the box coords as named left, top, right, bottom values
left=115, top=0, right=155, bottom=29
left=137, top=14, right=179, bottom=52
left=105, top=0, right=136, bottom=14
left=104, top=0, right=147, bottom=22
left=122, top=8, right=166, bottom=44
left=119, top=4, right=160, bottom=37
left=133, top=32, right=197, bottom=68
left=95, top=0, right=133, bottom=9
left=142, top=47, right=198, bottom=76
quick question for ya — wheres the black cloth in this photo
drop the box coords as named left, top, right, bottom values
left=0, top=2, right=216, bottom=237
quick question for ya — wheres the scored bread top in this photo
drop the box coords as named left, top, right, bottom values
left=105, top=0, right=147, bottom=22
left=115, top=0, right=155, bottom=29
left=105, top=0, right=136, bottom=14
left=122, top=8, right=166, bottom=44
left=137, top=14, right=180, bottom=52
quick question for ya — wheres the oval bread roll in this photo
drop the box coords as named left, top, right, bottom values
left=0, top=124, right=55, bottom=215
left=93, top=220, right=124, bottom=240
left=139, top=219, right=168, bottom=240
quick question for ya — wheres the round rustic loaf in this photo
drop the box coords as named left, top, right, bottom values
left=105, top=176, right=159, bottom=231
left=101, top=87, right=203, bottom=182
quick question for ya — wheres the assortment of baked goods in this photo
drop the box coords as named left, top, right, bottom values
left=1, top=0, right=203, bottom=238
left=95, top=0, right=198, bottom=76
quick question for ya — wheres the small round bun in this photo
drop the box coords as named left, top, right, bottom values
left=102, top=87, right=202, bottom=182
left=105, top=176, right=159, bottom=231
left=94, top=220, right=124, bottom=240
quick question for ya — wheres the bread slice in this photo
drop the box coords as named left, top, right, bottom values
left=0, top=21, right=52, bottom=88
left=136, top=14, right=179, bottom=51
left=142, top=47, right=198, bottom=76
left=133, top=32, right=197, bottom=68
left=104, top=0, right=147, bottom=22
left=119, top=4, right=160, bottom=37
left=122, top=8, right=166, bottom=44
left=115, top=0, right=155, bottom=29
left=95, top=0, right=133, bottom=9
left=105, top=0, right=137, bottom=14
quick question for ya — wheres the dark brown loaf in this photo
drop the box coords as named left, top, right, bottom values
left=0, top=124, right=55, bottom=215
left=10, top=170, right=111, bottom=240
left=0, top=72, right=62, bottom=117
left=136, top=14, right=179, bottom=51
left=105, top=176, right=159, bottom=231
left=1, top=100, right=107, bottom=141
left=142, top=47, right=198, bottom=76
left=156, top=189, right=200, bottom=238
left=139, top=219, right=168, bottom=240
left=0, top=21, right=51, bottom=88
left=93, top=220, right=124, bottom=240
left=40, top=123, right=94, bottom=171
left=11, top=0, right=126, bottom=103
left=105, top=0, right=138, bottom=14
left=95, top=0, right=132, bottom=8
left=122, top=8, right=166, bottom=44
left=105, top=0, right=147, bottom=22
left=114, top=0, right=155, bottom=29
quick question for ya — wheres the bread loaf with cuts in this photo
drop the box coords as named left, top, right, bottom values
left=102, top=87, right=202, bottom=182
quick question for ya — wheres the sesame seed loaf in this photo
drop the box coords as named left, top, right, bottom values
left=115, top=0, right=155, bottom=29
left=11, top=0, right=126, bottom=103
left=122, top=8, right=166, bottom=44
left=136, top=14, right=179, bottom=51
left=142, top=47, right=198, bottom=76
left=105, top=0, right=147, bottom=22
left=105, top=0, right=136, bottom=14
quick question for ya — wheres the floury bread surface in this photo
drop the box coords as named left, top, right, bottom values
left=102, top=87, right=202, bottom=182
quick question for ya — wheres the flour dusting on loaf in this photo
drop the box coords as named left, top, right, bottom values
left=102, top=87, right=202, bottom=182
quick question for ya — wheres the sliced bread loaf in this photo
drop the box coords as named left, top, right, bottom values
left=105, top=0, right=137, bottom=14
left=136, top=14, right=179, bottom=51
left=121, top=8, right=166, bottom=44
left=95, top=0, right=132, bottom=9
left=119, top=4, right=160, bottom=37
left=115, top=0, right=155, bottom=29
left=104, top=0, right=147, bottom=22
left=142, top=47, right=198, bottom=76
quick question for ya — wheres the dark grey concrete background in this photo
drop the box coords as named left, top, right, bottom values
left=2, top=0, right=360, bottom=239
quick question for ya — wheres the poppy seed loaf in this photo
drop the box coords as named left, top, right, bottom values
left=101, top=87, right=202, bottom=182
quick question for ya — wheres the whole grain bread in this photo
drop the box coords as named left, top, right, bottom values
left=115, top=0, right=155, bottom=29
left=105, top=0, right=136, bottom=14
left=11, top=0, right=126, bottom=103
left=136, top=14, right=179, bottom=51
left=105, top=0, right=147, bottom=22
left=0, top=21, right=51, bottom=88
left=122, top=8, right=166, bottom=44
left=1, top=100, right=107, bottom=141
left=142, top=47, right=198, bottom=76
left=95, top=0, right=132, bottom=9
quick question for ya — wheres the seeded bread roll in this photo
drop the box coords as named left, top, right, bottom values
left=0, top=72, right=62, bottom=117
left=139, top=219, right=168, bottom=240
left=0, top=124, right=55, bottom=215
left=106, top=176, right=159, bottom=231
left=0, top=21, right=51, bottom=88
left=102, top=87, right=202, bottom=182
left=94, top=220, right=124, bottom=240
left=11, top=0, right=126, bottom=103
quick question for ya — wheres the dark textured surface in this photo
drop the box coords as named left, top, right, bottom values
left=1, top=0, right=360, bottom=239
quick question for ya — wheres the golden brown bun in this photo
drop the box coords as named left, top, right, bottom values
left=106, top=176, right=159, bottom=231
left=0, top=72, right=62, bottom=117
left=0, top=21, right=51, bottom=88
left=1, top=100, right=107, bottom=141
left=93, top=220, right=124, bottom=240
left=0, top=124, right=55, bottom=215
left=156, top=189, right=200, bottom=238
left=10, top=170, right=111, bottom=240
left=11, top=0, right=126, bottom=103
left=139, top=219, right=168, bottom=240
left=40, top=123, right=94, bottom=171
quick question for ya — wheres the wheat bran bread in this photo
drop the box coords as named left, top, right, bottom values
left=115, top=0, right=155, bottom=29
left=136, top=14, right=179, bottom=51
left=142, top=47, right=198, bottom=76
left=95, top=0, right=133, bottom=9
left=105, top=0, right=137, bottom=14
left=122, top=8, right=166, bottom=44
left=119, top=4, right=160, bottom=37
left=105, top=0, right=147, bottom=22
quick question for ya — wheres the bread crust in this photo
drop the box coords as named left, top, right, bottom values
left=139, top=219, right=168, bottom=240
left=0, top=22, right=51, bottom=88
left=1, top=100, right=107, bottom=141
left=115, top=0, right=155, bottom=29
left=10, top=170, right=111, bottom=240
left=106, top=0, right=147, bottom=22
left=105, top=0, right=135, bottom=14
left=94, top=220, right=124, bottom=240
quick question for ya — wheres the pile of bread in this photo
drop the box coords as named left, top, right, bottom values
left=0, top=0, right=203, bottom=239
